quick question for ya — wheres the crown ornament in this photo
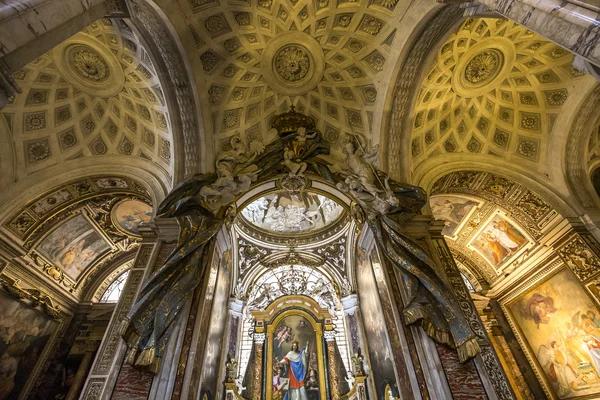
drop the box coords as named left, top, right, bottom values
left=271, top=106, right=316, bottom=136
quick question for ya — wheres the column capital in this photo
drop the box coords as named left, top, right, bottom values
left=324, top=330, right=336, bottom=342
left=254, top=333, right=266, bottom=344
left=340, top=294, right=358, bottom=315
left=229, top=297, right=245, bottom=316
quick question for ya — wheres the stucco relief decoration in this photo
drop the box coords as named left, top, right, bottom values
left=71, top=48, right=109, bottom=82
left=559, top=236, right=600, bottom=282
left=274, top=45, right=310, bottom=83
left=52, top=33, right=124, bottom=97
left=121, top=108, right=482, bottom=376
left=464, top=50, right=502, bottom=85
left=262, top=32, right=324, bottom=96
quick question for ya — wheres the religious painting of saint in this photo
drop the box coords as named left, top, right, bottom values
left=36, top=214, right=112, bottom=281
left=0, top=290, right=58, bottom=400
left=111, top=199, right=153, bottom=236
left=469, top=212, right=528, bottom=269
left=271, top=315, right=321, bottom=400
left=429, top=195, right=479, bottom=237
left=507, top=268, right=600, bottom=399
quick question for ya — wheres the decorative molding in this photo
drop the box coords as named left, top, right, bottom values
left=0, top=275, right=62, bottom=318
left=129, top=0, right=200, bottom=178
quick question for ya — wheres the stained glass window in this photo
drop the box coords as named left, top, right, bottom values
left=100, top=270, right=129, bottom=303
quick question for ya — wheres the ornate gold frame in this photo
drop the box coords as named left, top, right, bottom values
left=109, top=197, right=153, bottom=238
left=502, top=264, right=600, bottom=400
left=252, top=295, right=331, bottom=400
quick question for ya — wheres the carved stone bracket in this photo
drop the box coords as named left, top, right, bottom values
left=0, top=275, right=62, bottom=318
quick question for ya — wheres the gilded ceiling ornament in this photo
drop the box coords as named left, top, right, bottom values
left=274, top=45, right=310, bottom=83
left=72, top=48, right=108, bottom=81
left=464, top=50, right=502, bottom=84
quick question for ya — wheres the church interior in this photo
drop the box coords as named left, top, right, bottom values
left=3, top=0, right=600, bottom=399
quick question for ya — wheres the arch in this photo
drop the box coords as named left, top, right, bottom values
left=128, top=0, right=210, bottom=177
left=415, top=157, right=578, bottom=218
left=84, top=250, right=136, bottom=302
left=382, top=4, right=465, bottom=180
left=562, top=81, right=600, bottom=210
left=0, top=160, right=168, bottom=225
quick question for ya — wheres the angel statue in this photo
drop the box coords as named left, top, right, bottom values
left=334, top=136, right=481, bottom=362
left=199, top=136, right=260, bottom=212
left=120, top=108, right=482, bottom=374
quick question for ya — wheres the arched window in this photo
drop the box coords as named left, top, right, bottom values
left=100, top=271, right=129, bottom=303
left=461, top=273, right=476, bottom=293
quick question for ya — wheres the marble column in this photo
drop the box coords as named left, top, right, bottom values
left=78, top=219, right=179, bottom=400
left=325, top=330, right=341, bottom=400
left=66, top=347, right=96, bottom=400
left=252, top=333, right=265, bottom=400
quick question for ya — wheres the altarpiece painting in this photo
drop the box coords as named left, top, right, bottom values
left=0, top=289, right=59, bottom=400
left=266, top=311, right=326, bottom=400
left=506, top=268, right=600, bottom=399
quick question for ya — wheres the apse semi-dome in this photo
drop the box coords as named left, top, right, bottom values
left=240, top=190, right=344, bottom=234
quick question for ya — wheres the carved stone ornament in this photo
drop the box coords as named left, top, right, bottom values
left=0, top=276, right=62, bottom=318
left=72, top=48, right=109, bottom=81
left=464, top=49, right=502, bottom=84
left=52, top=34, right=124, bottom=97
left=274, top=45, right=310, bottom=82
left=262, top=31, right=325, bottom=96
left=559, top=235, right=600, bottom=281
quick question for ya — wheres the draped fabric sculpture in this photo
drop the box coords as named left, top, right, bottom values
left=121, top=108, right=480, bottom=373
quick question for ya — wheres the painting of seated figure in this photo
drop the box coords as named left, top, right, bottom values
left=507, top=268, right=600, bottom=399
left=35, top=214, right=112, bottom=281
left=469, top=210, right=529, bottom=269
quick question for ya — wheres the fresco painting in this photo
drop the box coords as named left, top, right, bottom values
left=0, top=290, right=57, bottom=400
left=470, top=213, right=528, bottom=268
left=430, top=195, right=479, bottom=237
left=508, top=268, right=600, bottom=398
left=111, top=199, right=152, bottom=236
left=272, top=315, right=320, bottom=400
left=36, top=214, right=112, bottom=280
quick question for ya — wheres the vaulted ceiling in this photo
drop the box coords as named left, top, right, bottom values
left=1, top=18, right=174, bottom=185
left=410, top=18, right=586, bottom=174
left=173, top=0, right=414, bottom=152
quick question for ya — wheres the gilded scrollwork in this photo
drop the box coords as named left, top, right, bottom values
left=559, top=235, right=600, bottom=282
left=0, top=275, right=62, bottom=318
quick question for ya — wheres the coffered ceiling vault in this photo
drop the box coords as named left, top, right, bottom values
left=1, top=18, right=174, bottom=183
left=175, top=0, right=413, bottom=153
left=410, top=18, right=586, bottom=173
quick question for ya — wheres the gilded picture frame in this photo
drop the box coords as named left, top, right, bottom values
left=502, top=263, right=600, bottom=400
left=265, top=308, right=327, bottom=400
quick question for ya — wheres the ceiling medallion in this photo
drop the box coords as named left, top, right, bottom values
left=262, top=31, right=325, bottom=96
left=464, top=49, right=502, bottom=85
left=451, top=38, right=516, bottom=98
left=274, top=45, right=310, bottom=83
left=52, top=33, right=125, bottom=97
left=72, top=48, right=109, bottom=82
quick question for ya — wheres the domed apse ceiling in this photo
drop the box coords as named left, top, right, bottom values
left=410, top=18, right=586, bottom=173
left=2, top=18, right=174, bottom=182
left=175, top=0, right=410, bottom=153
